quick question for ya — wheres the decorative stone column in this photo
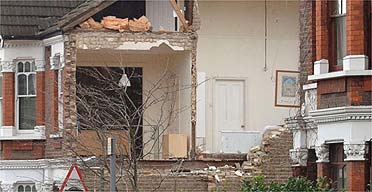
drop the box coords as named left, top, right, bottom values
left=289, top=148, right=308, bottom=177
left=344, top=143, right=367, bottom=191
left=35, top=60, right=46, bottom=138
left=315, top=144, right=330, bottom=178
left=0, top=61, right=15, bottom=137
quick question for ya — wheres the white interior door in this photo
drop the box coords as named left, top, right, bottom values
left=214, top=79, right=246, bottom=152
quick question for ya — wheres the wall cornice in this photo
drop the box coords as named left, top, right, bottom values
left=3, top=40, right=43, bottom=48
left=0, top=159, right=70, bottom=170
left=310, top=106, right=372, bottom=124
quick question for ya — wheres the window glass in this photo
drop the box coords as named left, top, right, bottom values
left=32, top=186, right=37, bottom=192
left=18, top=74, right=27, bottom=95
left=335, top=16, right=346, bottom=65
left=17, top=185, right=24, bottom=192
left=25, top=185, right=31, bottom=192
left=18, top=62, right=23, bottom=72
left=25, top=62, right=30, bottom=72
left=19, top=97, right=36, bottom=130
left=28, top=74, right=36, bottom=95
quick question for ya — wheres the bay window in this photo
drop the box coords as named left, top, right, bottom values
left=16, top=60, right=36, bottom=130
left=329, top=0, right=347, bottom=69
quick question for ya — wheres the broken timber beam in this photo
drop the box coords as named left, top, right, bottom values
left=168, top=0, right=189, bottom=31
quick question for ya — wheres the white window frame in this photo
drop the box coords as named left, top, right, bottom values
left=58, top=68, right=63, bottom=130
left=15, top=59, right=36, bottom=133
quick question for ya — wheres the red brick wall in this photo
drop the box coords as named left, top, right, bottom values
left=316, top=76, right=372, bottom=109
left=346, top=0, right=366, bottom=55
left=315, top=0, right=329, bottom=61
left=2, top=72, right=15, bottom=126
left=317, top=163, right=330, bottom=179
left=347, top=161, right=367, bottom=191
left=1, top=140, right=44, bottom=160
left=36, top=71, right=45, bottom=125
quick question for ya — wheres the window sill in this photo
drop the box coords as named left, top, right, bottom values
left=308, top=70, right=372, bottom=81
left=0, top=126, right=46, bottom=140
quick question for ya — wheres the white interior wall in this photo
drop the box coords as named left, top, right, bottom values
left=197, top=0, right=300, bottom=152
left=76, top=50, right=191, bottom=158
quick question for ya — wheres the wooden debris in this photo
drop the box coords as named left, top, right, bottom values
left=168, top=0, right=189, bottom=31
left=101, top=16, right=129, bottom=32
left=79, top=15, right=151, bottom=32
left=79, top=21, right=90, bottom=29
left=87, top=18, right=103, bottom=29
left=129, top=16, right=151, bottom=32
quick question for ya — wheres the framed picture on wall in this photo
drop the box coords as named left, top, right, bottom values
left=275, top=70, right=300, bottom=107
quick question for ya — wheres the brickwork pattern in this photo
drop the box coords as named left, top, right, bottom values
left=298, top=0, right=316, bottom=107
left=347, top=161, right=368, bottom=191
left=36, top=71, right=45, bottom=125
left=2, top=72, right=15, bottom=126
left=317, top=76, right=372, bottom=109
left=1, top=140, right=44, bottom=160
left=315, top=0, right=329, bottom=61
left=346, top=0, right=366, bottom=55
left=244, top=128, right=293, bottom=184
left=82, top=169, right=242, bottom=192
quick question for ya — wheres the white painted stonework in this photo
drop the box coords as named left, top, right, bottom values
left=344, top=144, right=366, bottom=161
left=343, top=55, right=368, bottom=71
left=315, top=144, right=329, bottom=163
left=0, top=159, right=71, bottom=192
left=115, top=40, right=185, bottom=51
left=313, top=59, right=329, bottom=75
left=290, top=148, right=308, bottom=166
left=308, top=69, right=372, bottom=81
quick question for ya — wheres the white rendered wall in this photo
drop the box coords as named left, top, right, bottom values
left=197, top=0, right=300, bottom=152
left=1, top=41, right=44, bottom=63
left=317, top=121, right=372, bottom=145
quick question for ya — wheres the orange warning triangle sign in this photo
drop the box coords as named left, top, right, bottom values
left=58, top=164, right=89, bottom=192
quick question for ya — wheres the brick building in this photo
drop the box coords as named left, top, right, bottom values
left=288, top=0, right=372, bottom=191
left=0, top=0, right=302, bottom=191
left=0, top=0, right=199, bottom=190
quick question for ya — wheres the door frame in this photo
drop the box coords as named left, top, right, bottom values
left=212, top=77, right=248, bottom=153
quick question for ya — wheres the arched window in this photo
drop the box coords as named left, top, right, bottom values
left=16, top=184, right=37, bottom=192
left=16, top=60, right=36, bottom=130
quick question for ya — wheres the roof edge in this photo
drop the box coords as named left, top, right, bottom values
left=58, top=0, right=117, bottom=32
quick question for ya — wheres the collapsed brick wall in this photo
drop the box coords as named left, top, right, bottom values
left=242, top=127, right=293, bottom=184
left=82, top=169, right=242, bottom=192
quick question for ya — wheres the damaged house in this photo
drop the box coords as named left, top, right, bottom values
left=0, top=0, right=301, bottom=190
left=288, top=0, right=372, bottom=191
